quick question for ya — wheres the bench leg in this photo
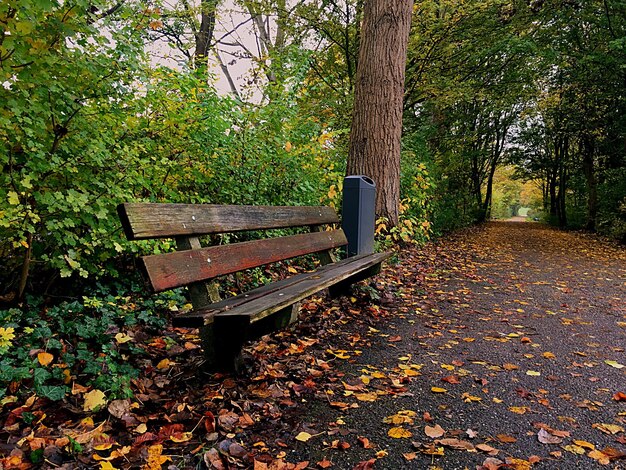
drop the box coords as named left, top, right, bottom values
left=207, top=316, right=252, bottom=370
left=328, top=263, right=382, bottom=298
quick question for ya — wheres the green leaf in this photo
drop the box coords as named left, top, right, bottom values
left=37, top=385, right=67, bottom=401
left=7, top=191, right=20, bottom=205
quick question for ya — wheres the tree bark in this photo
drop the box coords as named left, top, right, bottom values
left=581, top=135, right=598, bottom=231
left=346, top=0, right=414, bottom=227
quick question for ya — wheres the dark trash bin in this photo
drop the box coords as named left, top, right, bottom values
left=342, top=175, right=376, bottom=257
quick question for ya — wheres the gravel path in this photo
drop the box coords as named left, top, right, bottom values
left=285, top=222, right=626, bottom=469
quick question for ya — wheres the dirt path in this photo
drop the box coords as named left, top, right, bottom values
left=279, top=222, right=626, bottom=469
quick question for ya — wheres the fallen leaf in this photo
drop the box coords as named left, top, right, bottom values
left=156, top=359, right=173, bottom=369
left=588, top=449, right=610, bottom=465
left=37, top=352, right=54, bottom=366
left=388, top=427, right=412, bottom=438
left=295, top=432, right=312, bottom=442
left=441, top=375, right=460, bottom=384
left=83, top=389, right=107, bottom=412
left=143, top=444, right=171, bottom=470
left=435, top=438, right=475, bottom=451
left=592, top=423, right=624, bottom=435
left=538, top=428, right=563, bottom=444
left=476, top=443, right=499, bottom=456
left=613, top=392, right=626, bottom=402
left=573, top=440, right=595, bottom=450
left=107, top=399, right=131, bottom=419
left=170, top=431, right=193, bottom=443
left=526, top=370, right=541, bottom=376
left=317, top=458, right=332, bottom=468
left=605, top=360, right=624, bottom=369
left=115, top=333, right=132, bottom=344
left=431, top=387, right=447, bottom=393
left=496, top=434, right=517, bottom=443
left=508, top=406, right=529, bottom=415
left=425, top=424, right=445, bottom=438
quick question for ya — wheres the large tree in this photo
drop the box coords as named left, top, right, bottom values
left=346, top=0, right=413, bottom=226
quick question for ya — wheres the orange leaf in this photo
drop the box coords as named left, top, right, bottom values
left=613, top=392, right=626, bottom=402
left=37, top=352, right=54, bottom=366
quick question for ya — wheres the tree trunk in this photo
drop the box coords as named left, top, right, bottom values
left=193, top=0, right=218, bottom=70
left=346, top=0, right=414, bottom=227
left=581, top=135, right=598, bottom=231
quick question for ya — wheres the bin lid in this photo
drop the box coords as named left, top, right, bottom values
left=344, top=175, right=376, bottom=189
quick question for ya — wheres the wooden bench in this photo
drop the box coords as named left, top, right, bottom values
left=117, top=203, right=390, bottom=368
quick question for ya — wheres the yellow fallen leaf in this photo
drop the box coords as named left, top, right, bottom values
left=287, top=266, right=297, bottom=274
left=588, top=449, right=610, bottom=465
left=461, top=393, right=482, bottom=403
left=37, top=352, right=54, bottom=367
left=115, top=333, right=132, bottom=344
left=526, top=370, right=541, bottom=376
left=295, top=432, right=312, bottom=442
left=99, top=463, right=118, bottom=470
left=573, top=440, right=595, bottom=450
left=142, top=444, right=171, bottom=470
left=156, top=359, right=173, bottom=369
left=592, top=423, right=624, bottom=435
left=563, top=444, right=586, bottom=455
left=388, top=427, right=412, bottom=438
left=508, top=406, right=529, bottom=415
left=383, top=410, right=416, bottom=425
left=431, top=387, right=447, bottom=393
left=355, top=392, right=379, bottom=402
left=83, top=390, right=107, bottom=412
left=542, top=352, right=556, bottom=359
left=135, top=423, right=148, bottom=434
left=605, top=360, right=625, bottom=369
left=170, top=432, right=193, bottom=443
left=441, top=364, right=455, bottom=371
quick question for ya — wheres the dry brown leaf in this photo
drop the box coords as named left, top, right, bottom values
left=435, top=438, right=475, bottom=451
left=476, top=443, right=499, bottom=456
left=496, top=434, right=517, bottom=443
left=424, top=424, right=445, bottom=438
left=537, top=428, right=562, bottom=444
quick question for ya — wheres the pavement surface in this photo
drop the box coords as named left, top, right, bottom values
left=276, top=222, right=626, bottom=469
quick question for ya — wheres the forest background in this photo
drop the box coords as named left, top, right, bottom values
left=0, top=0, right=625, bottom=400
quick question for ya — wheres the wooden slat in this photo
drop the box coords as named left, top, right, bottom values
left=142, top=230, right=348, bottom=292
left=217, top=252, right=390, bottom=323
left=172, top=252, right=391, bottom=328
left=118, top=203, right=339, bottom=240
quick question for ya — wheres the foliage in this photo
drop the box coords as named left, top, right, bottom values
left=0, top=284, right=180, bottom=400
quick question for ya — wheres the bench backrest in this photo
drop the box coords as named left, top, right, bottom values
left=117, top=203, right=346, bottom=292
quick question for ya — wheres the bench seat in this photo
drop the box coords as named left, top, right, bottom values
left=172, top=252, right=390, bottom=328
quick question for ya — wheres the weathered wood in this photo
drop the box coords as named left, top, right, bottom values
left=117, top=203, right=339, bottom=240
left=172, top=268, right=324, bottom=327
left=142, top=230, right=348, bottom=292
left=310, top=225, right=337, bottom=266
left=175, top=236, right=220, bottom=308
left=172, top=253, right=389, bottom=329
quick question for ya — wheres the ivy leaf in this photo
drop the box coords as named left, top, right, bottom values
left=37, top=385, right=67, bottom=401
